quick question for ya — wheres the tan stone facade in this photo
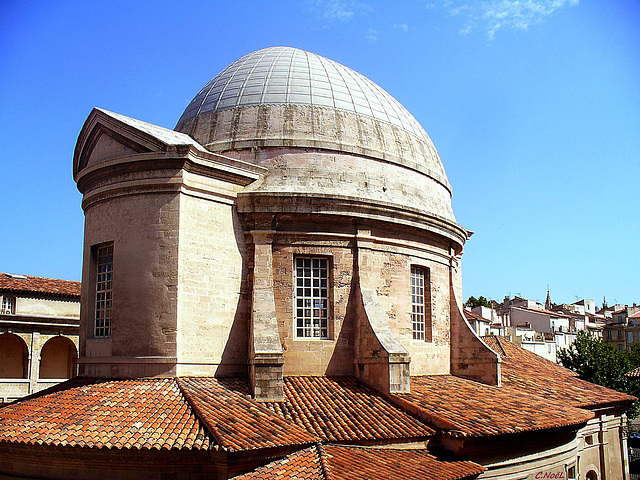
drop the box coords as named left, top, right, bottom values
left=0, top=276, right=79, bottom=403
left=71, top=92, right=499, bottom=398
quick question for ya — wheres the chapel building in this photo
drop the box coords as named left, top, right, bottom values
left=0, top=47, right=633, bottom=480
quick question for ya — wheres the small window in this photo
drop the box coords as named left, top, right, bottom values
left=294, top=257, right=329, bottom=338
left=411, top=266, right=431, bottom=341
left=95, top=244, right=113, bottom=338
left=1, top=296, right=15, bottom=315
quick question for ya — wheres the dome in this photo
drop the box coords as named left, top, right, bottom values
left=176, top=46, right=428, bottom=142
left=175, top=47, right=450, bottom=191
left=175, top=47, right=460, bottom=228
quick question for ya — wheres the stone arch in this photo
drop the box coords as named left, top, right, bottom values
left=0, top=333, right=29, bottom=378
left=39, top=336, right=77, bottom=379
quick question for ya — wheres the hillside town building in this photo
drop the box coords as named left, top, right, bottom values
left=0, top=273, right=79, bottom=404
left=0, top=47, right=634, bottom=480
left=603, top=306, right=640, bottom=351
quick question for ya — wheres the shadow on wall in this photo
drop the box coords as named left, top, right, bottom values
left=216, top=210, right=251, bottom=377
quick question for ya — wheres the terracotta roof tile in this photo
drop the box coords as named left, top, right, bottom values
left=463, top=309, right=489, bottom=322
left=0, top=273, right=80, bottom=297
left=262, top=376, right=434, bottom=442
left=483, top=335, right=636, bottom=408
left=392, top=375, right=594, bottom=438
left=232, top=445, right=325, bottom=479
left=234, top=444, right=485, bottom=480
left=178, top=377, right=317, bottom=451
left=0, top=378, right=211, bottom=450
left=0, top=377, right=317, bottom=452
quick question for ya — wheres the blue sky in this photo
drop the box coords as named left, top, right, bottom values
left=1, top=0, right=638, bottom=307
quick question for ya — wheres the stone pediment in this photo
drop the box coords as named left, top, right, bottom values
left=73, top=107, right=205, bottom=179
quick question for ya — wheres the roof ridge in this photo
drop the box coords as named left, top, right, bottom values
left=316, top=442, right=333, bottom=480
left=492, top=335, right=508, bottom=357
left=175, top=378, right=219, bottom=450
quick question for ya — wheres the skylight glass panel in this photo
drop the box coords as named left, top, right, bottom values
left=263, top=93, right=287, bottom=103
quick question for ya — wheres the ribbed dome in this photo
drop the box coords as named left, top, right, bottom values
left=174, top=47, right=458, bottom=226
left=176, top=46, right=428, bottom=141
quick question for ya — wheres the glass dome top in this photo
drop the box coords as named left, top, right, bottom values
left=176, top=47, right=429, bottom=140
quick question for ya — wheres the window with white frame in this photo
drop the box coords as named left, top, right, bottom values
left=295, top=257, right=328, bottom=338
left=1, top=296, right=15, bottom=315
left=95, top=244, right=113, bottom=338
left=411, top=266, right=431, bottom=341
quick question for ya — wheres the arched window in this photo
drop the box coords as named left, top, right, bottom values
left=0, top=333, right=29, bottom=378
left=586, top=470, right=598, bottom=480
left=39, top=336, right=77, bottom=379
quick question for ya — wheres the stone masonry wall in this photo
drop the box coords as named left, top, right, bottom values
left=271, top=236, right=354, bottom=376
left=176, top=192, right=248, bottom=377
left=358, top=247, right=450, bottom=375
left=80, top=192, right=180, bottom=377
left=267, top=224, right=453, bottom=377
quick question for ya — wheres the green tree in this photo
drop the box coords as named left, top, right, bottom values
left=558, top=331, right=640, bottom=419
left=465, top=295, right=493, bottom=309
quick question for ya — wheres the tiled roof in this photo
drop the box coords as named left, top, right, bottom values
left=0, top=378, right=211, bottom=450
left=234, top=444, right=485, bottom=480
left=463, top=309, right=490, bottom=323
left=630, top=311, right=640, bottom=319
left=0, top=377, right=316, bottom=452
left=233, top=445, right=325, bottom=479
left=514, top=306, right=572, bottom=318
left=262, top=376, right=434, bottom=442
left=0, top=273, right=80, bottom=297
left=483, top=336, right=636, bottom=408
left=178, top=377, right=317, bottom=451
left=392, top=375, right=593, bottom=438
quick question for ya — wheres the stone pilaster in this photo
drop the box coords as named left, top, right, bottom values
left=249, top=230, right=284, bottom=401
left=353, top=228, right=411, bottom=394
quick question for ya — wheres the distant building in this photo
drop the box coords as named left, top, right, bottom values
left=603, top=306, right=640, bottom=351
left=503, top=325, right=557, bottom=362
left=0, top=273, right=80, bottom=404
left=572, top=299, right=597, bottom=316
left=510, top=306, right=578, bottom=353
left=496, top=295, right=544, bottom=326
left=464, top=309, right=491, bottom=336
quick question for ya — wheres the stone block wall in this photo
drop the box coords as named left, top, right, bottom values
left=176, top=191, right=248, bottom=377
left=357, top=245, right=451, bottom=376
left=271, top=237, right=355, bottom=376
left=80, top=191, right=180, bottom=377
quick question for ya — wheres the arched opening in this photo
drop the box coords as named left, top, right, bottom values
left=586, top=470, right=598, bottom=480
left=0, top=333, right=29, bottom=378
left=39, top=336, right=77, bottom=379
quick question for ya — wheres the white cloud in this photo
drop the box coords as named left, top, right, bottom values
left=394, top=23, right=410, bottom=32
left=366, top=28, right=379, bottom=42
left=446, top=0, right=579, bottom=39
left=310, top=0, right=367, bottom=22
